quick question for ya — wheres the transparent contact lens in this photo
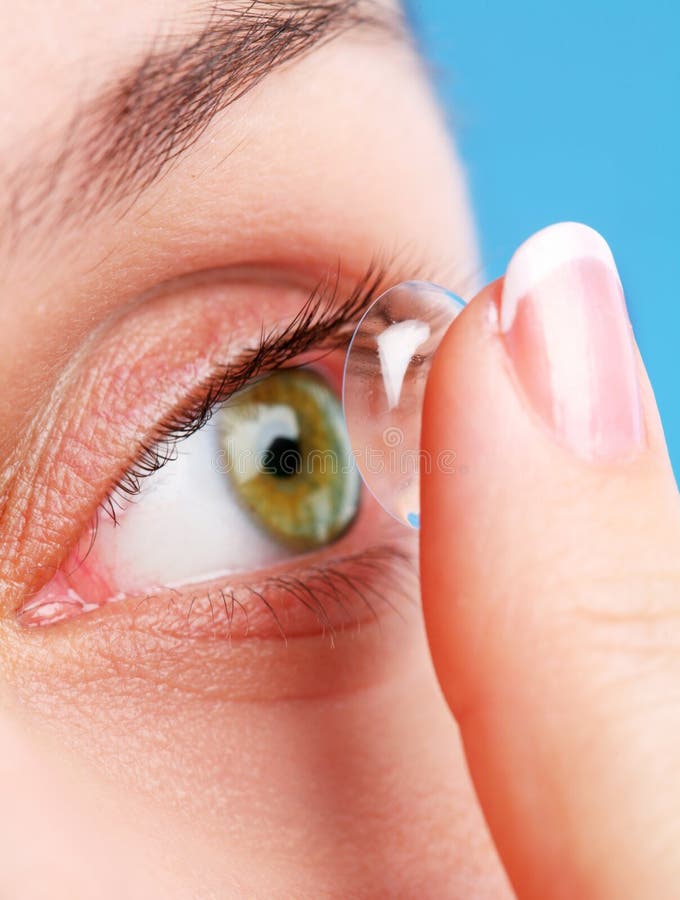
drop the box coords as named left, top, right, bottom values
left=342, top=281, right=465, bottom=529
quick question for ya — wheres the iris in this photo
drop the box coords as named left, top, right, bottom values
left=218, top=369, right=360, bottom=550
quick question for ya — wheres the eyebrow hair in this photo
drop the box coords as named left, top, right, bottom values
left=4, top=0, right=403, bottom=254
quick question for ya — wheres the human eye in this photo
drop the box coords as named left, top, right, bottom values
left=15, top=266, right=416, bottom=646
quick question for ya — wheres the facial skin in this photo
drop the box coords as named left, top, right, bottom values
left=0, top=1, right=511, bottom=896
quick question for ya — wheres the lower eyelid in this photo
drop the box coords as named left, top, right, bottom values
left=16, top=544, right=421, bottom=707
left=17, top=522, right=416, bottom=642
left=132, top=542, right=414, bottom=643
left=17, top=440, right=417, bottom=640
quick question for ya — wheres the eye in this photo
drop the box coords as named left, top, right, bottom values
left=218, top=368, right=360, bottom=551
left=76, top=365, right=361, bottom=596
left=13, top=270, right=412, bottom=635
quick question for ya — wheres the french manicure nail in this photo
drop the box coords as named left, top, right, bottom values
left=501, top=222, right=644, bottom=461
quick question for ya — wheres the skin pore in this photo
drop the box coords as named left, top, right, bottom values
left=0, top=1, right=511, bottom=896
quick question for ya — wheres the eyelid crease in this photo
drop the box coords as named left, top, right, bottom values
left=102, top=261, right=389, bottom=522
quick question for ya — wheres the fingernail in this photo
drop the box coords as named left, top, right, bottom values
left=501, top=222, right=644, bottom=461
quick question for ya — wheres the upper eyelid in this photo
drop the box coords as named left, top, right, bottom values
left=103, top=263, right=390, bottom=518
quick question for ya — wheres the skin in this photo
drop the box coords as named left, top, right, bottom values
left=0, top=1, right=508, bottom=897
left=4, top=3, right=679, bottom=899
left=422, top=281, right=680, bottom=899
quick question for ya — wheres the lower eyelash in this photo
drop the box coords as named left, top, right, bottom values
left=115, top=543, right=417, bottom=647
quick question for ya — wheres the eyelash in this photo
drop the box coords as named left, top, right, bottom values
left=101, top=263, right=387, bottom=523
left=157, top=542, right=417, bottom=647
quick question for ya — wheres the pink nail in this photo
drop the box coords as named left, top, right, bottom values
left=501, top=222, right=644, bottom=461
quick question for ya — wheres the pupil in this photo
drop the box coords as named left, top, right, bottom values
left=261, top=436, right=303, bottom=478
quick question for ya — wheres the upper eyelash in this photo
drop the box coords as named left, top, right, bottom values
left=101, top=262, right=388, bottom=522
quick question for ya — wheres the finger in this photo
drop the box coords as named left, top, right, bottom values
left=420, top=222, right=680, bottom=899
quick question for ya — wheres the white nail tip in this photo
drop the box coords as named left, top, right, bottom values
left=500, top=222, right=621, bottom=333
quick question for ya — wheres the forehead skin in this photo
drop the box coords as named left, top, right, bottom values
left=0, top=0, right=476, bottom=438
left=0, top=3, right=508, bottom=899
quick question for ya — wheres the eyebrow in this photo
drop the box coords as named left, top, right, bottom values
left=5, top=0, right=403, bottom=253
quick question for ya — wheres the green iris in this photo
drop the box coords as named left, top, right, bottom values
left=217, top=369, right=361, bottom=550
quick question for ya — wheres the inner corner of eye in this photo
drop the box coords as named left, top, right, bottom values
left=86, top=365, right=361, bottom=597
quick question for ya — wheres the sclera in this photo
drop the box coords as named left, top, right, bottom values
left=342, top=281, right=465, bottom=528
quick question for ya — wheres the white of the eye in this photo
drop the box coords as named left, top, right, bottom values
left=221, top=403, right=299, bottom=485
left=91, top=418, right=289, bottom=592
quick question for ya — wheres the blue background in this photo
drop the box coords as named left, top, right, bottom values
left=411, top=1, right=679, bottom=478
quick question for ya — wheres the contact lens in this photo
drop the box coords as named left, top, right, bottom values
left=342, top=281, right=465, bottom=529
